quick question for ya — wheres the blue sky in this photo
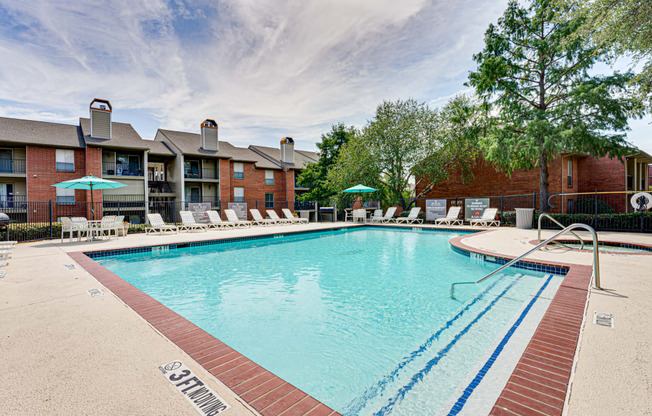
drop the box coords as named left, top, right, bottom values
left=0, top=0, right=649, bottom=153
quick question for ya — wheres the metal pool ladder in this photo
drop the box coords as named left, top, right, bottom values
left=476, top=223, right=601, bottom=289
left=538, top=213, right=585, bottom=250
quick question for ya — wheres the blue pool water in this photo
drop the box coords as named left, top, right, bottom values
left=96, top=228, right=562, bottom=415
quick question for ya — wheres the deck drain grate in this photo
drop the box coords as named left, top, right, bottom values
left=87, top=288, right=104, bottom=298
left=594, top=312, right=614, bottom=328
left=64, top=264, right=76, bottom=270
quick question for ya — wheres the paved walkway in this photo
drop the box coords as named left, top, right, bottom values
left=1, top=223, right=650, bottom=415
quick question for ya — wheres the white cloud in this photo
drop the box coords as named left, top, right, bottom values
left=3, top=0, right=647, bottom=153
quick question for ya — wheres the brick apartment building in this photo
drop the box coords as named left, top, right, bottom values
left=417, top=152, right=652, bottom=213
left=0, top=99, right=317, bottom=222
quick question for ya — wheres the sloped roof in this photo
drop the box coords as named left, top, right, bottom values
left=249, top=145, right=319, bottom=170
left=0, top=117, right=84, bottom=148
left=80, top=118, right=174, bottom=156
left=157, top=129, right=282, bottom=169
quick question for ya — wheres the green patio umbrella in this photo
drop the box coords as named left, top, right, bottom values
left=343, top=184, right=377, bottom=207
left=52, top=175, right=126, bottom=219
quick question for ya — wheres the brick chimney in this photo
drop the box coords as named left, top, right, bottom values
left=200, top=119, right=219, bottom=151
left=280, top=137, right=294, bottom=164
left=89, top=98, right=112, bottom=139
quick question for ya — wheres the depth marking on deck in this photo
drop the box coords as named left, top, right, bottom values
left=158, top=361, right=230, bottom=415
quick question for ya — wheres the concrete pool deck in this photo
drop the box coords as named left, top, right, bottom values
left=1, top=223, right=650, bottom=415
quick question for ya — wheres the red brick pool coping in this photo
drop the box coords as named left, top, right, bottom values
left=449, top=232, right=593, bottom=416
left=68, top=250, right=341, bottom=416
left=68, top=226, right=594, bottom=416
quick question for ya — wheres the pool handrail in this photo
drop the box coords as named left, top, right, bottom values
left=475, top=223, right=601, bottom=289
left=537, top=213, right=584, bottom=250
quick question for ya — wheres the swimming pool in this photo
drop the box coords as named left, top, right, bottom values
left=96, top=227, right=564, bottom=415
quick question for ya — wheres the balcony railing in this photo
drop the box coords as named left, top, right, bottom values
left=102, top=161, right=143, bottom=176
left=0, top=195, right=27, bottom=209
left=184, top=167, right=218, bottom=180
left=0, top=159, right=27, bottom=174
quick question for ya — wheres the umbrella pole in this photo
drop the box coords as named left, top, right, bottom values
left=90, top=184, right=94, bottom=220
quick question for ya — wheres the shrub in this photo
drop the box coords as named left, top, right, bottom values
left=572, top=198, right=615, bottom=214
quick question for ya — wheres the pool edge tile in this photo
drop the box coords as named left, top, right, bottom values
left=67, top=250, right=342, bottom=416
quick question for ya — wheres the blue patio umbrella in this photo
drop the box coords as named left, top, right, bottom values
left=52, top=175, right=126, bottom=219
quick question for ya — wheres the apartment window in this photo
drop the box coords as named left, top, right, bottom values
left=184, top=160, right=200, bottom=178
left=265, top=193, right=274, bottom=208
left=567, top=159, right=573, bottom=187
left=234, top=187, right=244, bottom=202
left=185, top=186, right=200, bottom=203
left=56, top=149, right=75, bottom=172
left=265, top=170, right=274, bottom=185
left=56, top=187, right=75, bottom=205
left=234, top=162, right=244, bottom=179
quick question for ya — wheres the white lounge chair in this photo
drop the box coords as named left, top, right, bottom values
left=225, top=209, right=252, bottom=227
left=435, top=206, right=463, bottom=226
left=267, top=210, right=292, bottom=224
left=470, top=208, right=500, bottom=227
left=206, top=210, right=234, bottom=229
left=179, top=211, right=209, bottom=232
left=146, top=213, right=178, bottom=234
left=282, top=208, right=308, bottom=224
left=352, top=209, right=367, bottom=223
left=369, top=209, right=383, bottom=222
left=371, top=207, right=397, bottom=223
left=250, top=209, right=277, bottom=226
left=395, top=207, right=423, bottom=224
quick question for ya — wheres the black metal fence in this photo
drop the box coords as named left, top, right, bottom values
left=1, top=190, right=649, bottom=242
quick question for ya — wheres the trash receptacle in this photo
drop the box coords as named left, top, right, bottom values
left=515, top=208, right=534, bottom=229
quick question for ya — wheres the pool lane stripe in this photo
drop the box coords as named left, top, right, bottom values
left=446, top=274, right=554, bottom=416
left=343, top=276, right=508, bottom=415
left=372, top=274, right=525, bottom=416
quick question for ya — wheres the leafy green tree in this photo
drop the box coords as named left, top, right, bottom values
left=468, top=0, right=640, bottom=211
left=328, top=97, right=482, bottom=209
left=296, top=123, right=355, bottom=201
left=559, top=0, right=652, bottom=110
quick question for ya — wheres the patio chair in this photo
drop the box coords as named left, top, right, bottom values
left=395, top=207, right=423, bottom=224
left=206, top=210, right=235, bottom=229
left=60, top=217, right=76, bottom=242
left=97, top=215, right=118, bottom=239
left=113, top=215, right=128, bottom=237
left=250, top=209, right=277, bottom=226
left=435, top=206, right=463, bottom=226
left=146, top=213, right=178, bottom=234
left=179, top=211, right=209, bottom=232
left=282, top=208, right=308, bottom=224
left=352, top=209, right=367, bottom=223
left=70, top=217, right=91, bottom=241
left=267, top=210, right=292, bottom=225
left=371, top=207, right=397, bottom=223
left=470, top=208, right=500, bottom=227
left=225, top=209, right=252, bottom=227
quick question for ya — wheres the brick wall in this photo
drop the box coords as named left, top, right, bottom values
left=577, top=156, right=625, bottom=193
left=417, top=157, right=563, bottom=199
left=26, top=145, right=89, bottom=219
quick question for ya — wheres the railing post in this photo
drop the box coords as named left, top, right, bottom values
left=594, top=189, right=598, bottom=230
left=500, top=195, right=504, bottom=223
left=117, top=200, right=121, bottom=216
left=532, top=192, right=536, bottom=210
left=49, top=200, right=53, bottom=240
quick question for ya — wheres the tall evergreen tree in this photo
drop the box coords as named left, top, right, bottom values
left=468, top=0, right=640, bottom=211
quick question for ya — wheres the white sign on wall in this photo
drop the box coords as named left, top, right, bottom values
left=425, top=199, right=447, bottom=221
